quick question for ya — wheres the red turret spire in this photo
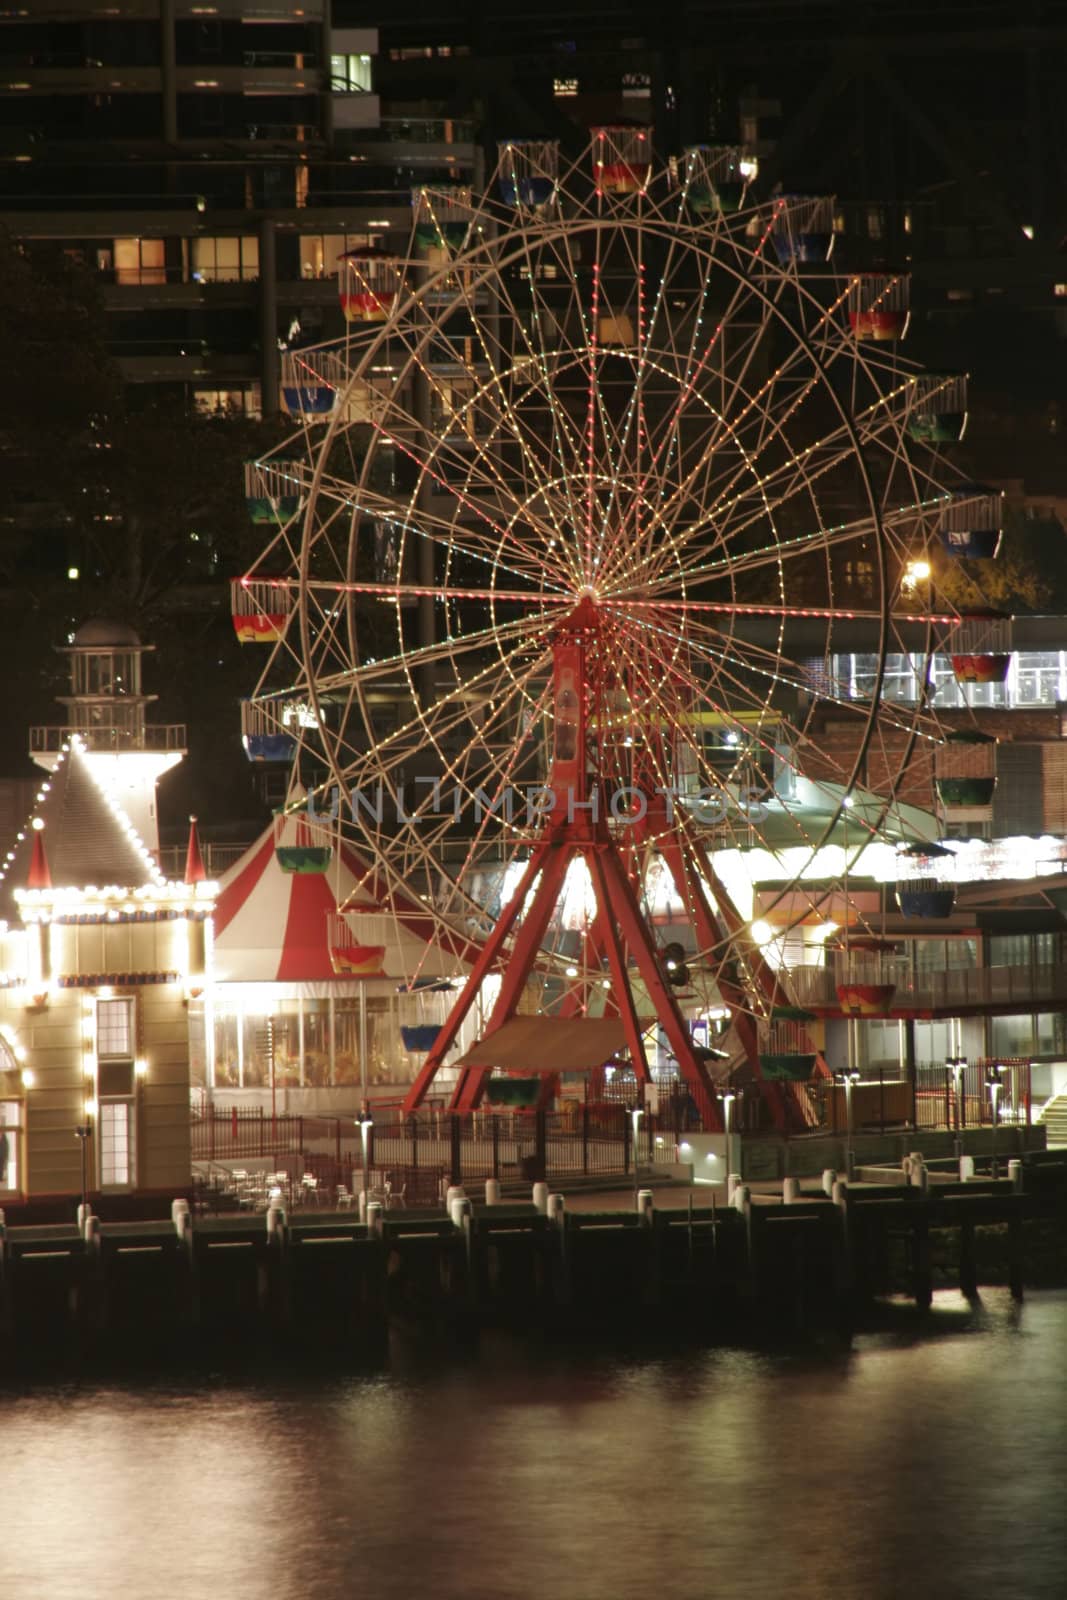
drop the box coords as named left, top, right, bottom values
left=184, top=815, right=206, bottom=884
left=28, top=819, right=51, bottom=889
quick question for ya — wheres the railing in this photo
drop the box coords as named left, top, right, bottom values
left=351, top=116, right=475, bottom=144
left=190, top=1059, right=1035, bottom=1189
left=787, top=962, right=1067, bottom=1013
left=191, top=1102, right=651, bottom=1186
left=30, top=723, right=187, bottom=753
left=636, top=1064, right=1032, bottom=1140
left=246, top=51, right=322, bottom=68
left=159, top=842, right=248, bottom=879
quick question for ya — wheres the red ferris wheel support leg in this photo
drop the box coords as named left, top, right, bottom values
left=451, top=838, right=574, bottom=1112
left=586, top=853, right=652, bottom=1088
left=675, top=829, right=791, bottom=1131
left=400, top=840, right=554, bottom=1116
left=655, top=831, right=763, bottom=1067
left=593, top=839, right=721, bottom=1128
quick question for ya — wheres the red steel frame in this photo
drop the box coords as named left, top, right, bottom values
left=400, top=599, right=790, bottom=1130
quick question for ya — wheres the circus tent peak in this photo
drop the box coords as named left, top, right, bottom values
left=211, top=820, right=478, bottom=988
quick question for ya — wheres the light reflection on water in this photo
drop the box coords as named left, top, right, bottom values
left=4, top=1291, right=1066, bottom=1600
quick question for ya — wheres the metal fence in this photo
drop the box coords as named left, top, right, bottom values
left=191, top=1103, right=645, bottom=1188
left=190, top=1059, right=1033, bottom=1188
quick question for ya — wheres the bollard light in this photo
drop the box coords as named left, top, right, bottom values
left=356, top=1111, right=374, bottom=1213
left=987, top=1065, right=1004, bottom=1178
left=947, top=1056, right=966, bottom=1156
left=630, top=1106, right=643, bottom=1207
left=839, top=1071, right=860, bottom=1179
left=717, top=1090, right=737, bottom=1189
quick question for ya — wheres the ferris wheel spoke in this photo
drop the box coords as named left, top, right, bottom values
left=656, top=608, right=941, bottom=751
left=301, top=609, right=558, bottom=700
left=316, top=440, right=574, bottom=592
left=637, top=237, right=767, bottom=506
left=451, top=248, right=590, bottom=552
left=365, top=303, right=579, bottom=557
left=639, top=418, right=896, bottom=594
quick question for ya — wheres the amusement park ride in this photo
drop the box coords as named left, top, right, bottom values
left=229, top=131, right=1009, bottom=1130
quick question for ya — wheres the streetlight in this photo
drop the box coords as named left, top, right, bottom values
left=987, top=1065, right=1004, bottom=1178
left=840, top=1070, right=860, bottom=1179
left=629, top=1106, right=644, bottom=1208
left=948, top=1057, right=966, bottom=1158
left=902, top=558, right=932, bottom=597
left=356, top=1110, right=374, bottom=1213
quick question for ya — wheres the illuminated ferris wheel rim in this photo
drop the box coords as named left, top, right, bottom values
left=240, top=141, right=979, bottom=996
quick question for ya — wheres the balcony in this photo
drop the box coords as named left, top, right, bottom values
left=22, top=2, right=324, bottom=17
left=788, top=961, right=1067, bottom=1018
left=338, top=115, right=475, bottom=166
left=31, top=724, right=187, bottom=754
left=114, top=346, right=257, bottom=382
left=331, top=90, right=381, bottom=133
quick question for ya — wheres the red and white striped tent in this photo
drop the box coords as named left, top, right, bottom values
left=211, top=820, right=477, bottom=991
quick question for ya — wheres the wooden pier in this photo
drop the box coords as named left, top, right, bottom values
left=0, top=1157, right=1063, bottom=1365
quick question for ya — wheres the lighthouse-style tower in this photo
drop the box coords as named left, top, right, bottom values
left=29, top=620, right=186, bottom=859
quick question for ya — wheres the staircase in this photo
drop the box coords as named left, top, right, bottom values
left=1038, top=1092, right=1067, bottom=1145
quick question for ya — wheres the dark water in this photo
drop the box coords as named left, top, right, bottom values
left=4, top=1291, right=1066, bottom=1600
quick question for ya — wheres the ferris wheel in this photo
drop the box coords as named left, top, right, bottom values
left=235, top=132, right=986, bottom=1120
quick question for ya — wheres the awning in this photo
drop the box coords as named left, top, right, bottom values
left=455, top=1015, right=634, bottom=1074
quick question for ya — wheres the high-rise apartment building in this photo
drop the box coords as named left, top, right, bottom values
left=3, top=3, right=1063, bottom=417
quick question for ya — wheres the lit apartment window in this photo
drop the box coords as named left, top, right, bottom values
left=299, top=232, right=370, bottom=280
left=330, top=52, right=372, bottom=92
left=191, top=236, right=259, bottom=283
left=622, top=72, right=650, bottom=99
left=193, top=385, right=262, bottom=418
left=113, top=238, right=166, bottom=286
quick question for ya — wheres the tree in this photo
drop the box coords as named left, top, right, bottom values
left=933, top=502, right=1066, bottom=615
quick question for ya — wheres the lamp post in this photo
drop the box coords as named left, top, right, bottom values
left=718, top=1089, right=736, bottom=1185
left=948, top=1057, right=966, bottom=1159
left=987, top=1065, right=1003, bottom=1178
left=841, top=1071, right=860, bottom=1179
left=74, top=1118, right=92, bottom=1222
left=630, top=1106, right=643, bottom=1208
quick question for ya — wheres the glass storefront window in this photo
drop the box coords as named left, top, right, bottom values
left=913, top=938, right=977, bottom=974
left=830, top=650, right=1067, bottom=710
left=1035, top=1011, right=1067, bottom=1054
left=991, top=1013, right=1034, bottom=1057
left=211, top=995, right=409, bottom=1088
